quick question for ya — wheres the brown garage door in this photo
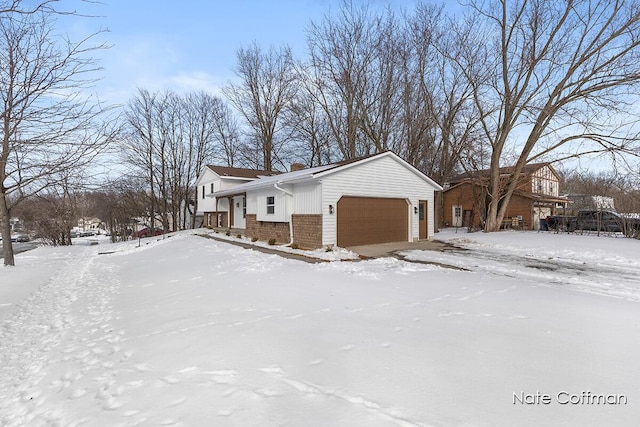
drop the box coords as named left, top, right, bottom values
left=337, top=197, right=408, bottom=247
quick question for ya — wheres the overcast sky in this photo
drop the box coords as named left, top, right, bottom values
left=60, top=0, right=413, bottom=105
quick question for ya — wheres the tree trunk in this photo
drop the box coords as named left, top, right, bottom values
left=1, top=192, right=15, bottom=266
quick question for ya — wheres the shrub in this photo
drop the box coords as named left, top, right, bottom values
left=251, top=237, right=258, bottom=242
left=225, top=230, right=231, bottom=236
left=291, top=242, right=299, bottom=250
left=236, top=234, right=242, bottom=239
left=325, top=246, right=333, bottom=252
left=268, top=238, right=277, bottom=245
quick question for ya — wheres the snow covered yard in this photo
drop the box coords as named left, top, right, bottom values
left=1, top=230, right=639, bottom=426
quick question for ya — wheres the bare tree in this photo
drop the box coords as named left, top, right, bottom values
left=306, top=2, right=381, bottom=159
left=453, top=0, right=640, bottom=232
left=223, top=42, right=298, bottom=171
left=0, top=5, right=113, bottom=266
left=123, top=89, right=235, bottom=230
left=123, top=89, right=160, bottom=233
left=282, top=65, right=337, bottom=167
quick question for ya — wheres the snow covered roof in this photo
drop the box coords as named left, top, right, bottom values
left=206, top=165, right=280, bottom=179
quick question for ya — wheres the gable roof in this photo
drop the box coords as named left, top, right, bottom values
left=213, top=151, right=442, bottom=197
left=206, top=165, right=280, bottom=179
left=448, top=162, right=557, bottom=184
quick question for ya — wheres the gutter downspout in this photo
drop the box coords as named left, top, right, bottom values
left=274, top=181, right=295, bottom=245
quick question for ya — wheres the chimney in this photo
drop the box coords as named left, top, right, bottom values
left=290, top=162, right=305, bottom=172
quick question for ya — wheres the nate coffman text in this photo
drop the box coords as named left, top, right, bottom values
left=513, top=391, right=628, bottom=405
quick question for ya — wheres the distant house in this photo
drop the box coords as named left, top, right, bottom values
left=78, top=217, right=103, bottom=232
left=195, top=165, right=280, bottom=228
left=563, top=194, right=615, bottom=212
left=442, top=163, right=570, bottom=230
left=212, top=151, right=442, bottom=248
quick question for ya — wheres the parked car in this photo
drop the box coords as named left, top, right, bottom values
left=79, top=230, right=97, bottom=237
left=547, top=210, right=640, bottom=235
left=134, top=227, right=164, bottom=238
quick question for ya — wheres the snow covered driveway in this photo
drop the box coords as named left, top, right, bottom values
left=1, top=231, right=639, bottom=426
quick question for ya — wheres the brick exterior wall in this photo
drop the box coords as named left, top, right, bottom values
left=291, top=214, right=323, bottom=249
left=443, top=183, right=536, bottom=230
left=504, top=194, right=534, bottom=229
left=204, top=211, right=227, bottom=228
left=443, top=183, right=483, bottom=228
left=245, top=214, right=291, bottom=244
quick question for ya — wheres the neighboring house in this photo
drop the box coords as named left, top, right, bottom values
left=212, top=151, right=443, bottom=248
left=442, top=163, right=569, bottom=230
left=78, top=217, right=103, bottom=232
left=195, top=165, right=280, bottom=228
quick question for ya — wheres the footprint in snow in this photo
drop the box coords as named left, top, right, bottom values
left=69, top=388, right=87, bottom=399
left=255, top=387, right=283, bottom=398
left=177, top=366, right=199, bottom=374
left=161, top=376, right=180, bottom=385
left=169, top=397, right=187, bottom=407
left=308, top=359, right=323, bottom=366
left=508, top=314, right=529, bottom=319
left=102, top=397, right=123, bottom=410
left=127, top=380, right=144, bottom=388
left=258, top=366, right=284, bottom=375
left=285, top=314, right=304, bottom=320
left=135, top=363, right=150, bottom=372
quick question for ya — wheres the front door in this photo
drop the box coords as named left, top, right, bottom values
left=452, top=205, right=462, bottom=227
left=419, top=200, right=428, bottom=239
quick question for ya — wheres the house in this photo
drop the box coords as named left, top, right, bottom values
left=195, top=165, right=279, bottom=228
left=212, top=151, right=443, bottom=248
left=442, top=163, right=569, bottom=230
left=563, top=194, right=615, bottom=213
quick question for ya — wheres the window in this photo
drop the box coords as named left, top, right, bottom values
left=419, top=203, right=425, bottom=221
left=243, top=197, right=247, bottom=218
left=266, top=196, right=275, bottom=214
left=454, top=206, right=462, bottom=217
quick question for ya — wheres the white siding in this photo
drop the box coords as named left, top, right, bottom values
left=246, top=192, right=257, bottom=215
left=195, top=169, right=219, bottom=214
left=196, top=170, right=256, bottom=216
left=531, top=165, right=559, bottom=196
left=320, top=156, right=438, bottom=246
left=254, top=186, right=291, bottom=222
left=220, top=177, right=253, bottom=191
left=293, top=182, right=322, bottom=214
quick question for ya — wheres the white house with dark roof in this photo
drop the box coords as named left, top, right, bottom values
left=212, top=151, right=442, bottom=249
left=195, top=165, right=279, bottom=228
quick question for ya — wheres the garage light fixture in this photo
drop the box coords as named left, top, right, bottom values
left=329, top=204, right=334, bottom=214
left=414, top=206, right=418, bottom=214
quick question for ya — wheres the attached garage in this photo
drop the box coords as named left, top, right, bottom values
left=337, top=197, right=408, bottom=247
left=212, top=151, right=443, bottom=249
